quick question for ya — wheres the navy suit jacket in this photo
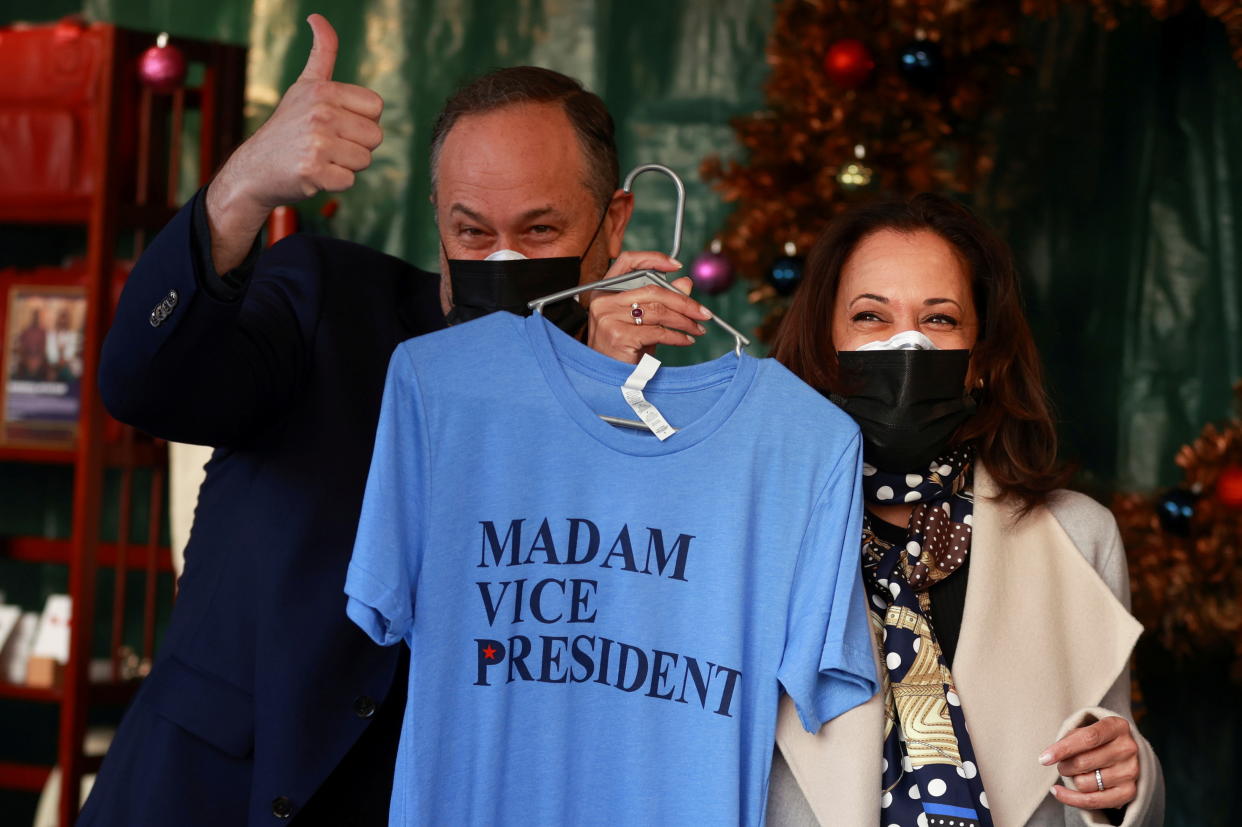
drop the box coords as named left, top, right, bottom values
left=83, top=190, right=445, bottom=825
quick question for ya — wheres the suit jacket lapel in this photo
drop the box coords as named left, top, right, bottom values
left=952, top=466, right=1141, bottom=826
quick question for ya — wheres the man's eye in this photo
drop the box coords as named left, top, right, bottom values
left=528, top=225, right=554, bottom=235
left=461, top=227, right=486, bottom=237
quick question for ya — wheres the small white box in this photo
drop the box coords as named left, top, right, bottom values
left=30, top=594, right=72, bottom=664
left=2, top=612, right=39, bottom=684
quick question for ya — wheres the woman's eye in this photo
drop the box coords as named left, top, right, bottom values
left=923, top=314, right=958, bottom=327
left=851, top=311, right=884, bottom=323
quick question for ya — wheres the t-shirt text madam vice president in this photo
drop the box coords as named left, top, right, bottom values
left=473, top=517, right=742, bottom=718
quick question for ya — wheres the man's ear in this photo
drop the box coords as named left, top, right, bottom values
left=604, top=189, right=634, bottom=259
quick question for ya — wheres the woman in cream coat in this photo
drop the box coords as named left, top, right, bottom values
left=764, top=195, right=1164, bottom=827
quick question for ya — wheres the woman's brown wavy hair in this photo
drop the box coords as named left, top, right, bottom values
left=770, top=193, right=1071, bottom=510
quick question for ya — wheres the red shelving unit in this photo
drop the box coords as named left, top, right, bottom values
left=0, top=20, right=245, bottom=825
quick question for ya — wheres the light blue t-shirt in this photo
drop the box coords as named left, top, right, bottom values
left=346, top=312, right=877, bottom=827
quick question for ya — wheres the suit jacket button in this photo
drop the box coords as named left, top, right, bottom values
left=271, top=796, right=292, bottom=819
left=149, top=309, right=160, bottom=327
left=167, top=289, right=178, bottom=306
left=354, top=695, right=376, bottom=719
left=357, top=690, right=375, bottom=720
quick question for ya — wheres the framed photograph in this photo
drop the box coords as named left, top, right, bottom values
left=1, top=280, right=88, bottom=447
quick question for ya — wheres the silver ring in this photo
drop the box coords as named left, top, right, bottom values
left=1094, top=768, right=1105, bottom=792
left=631, top=302, right=644, bottom=326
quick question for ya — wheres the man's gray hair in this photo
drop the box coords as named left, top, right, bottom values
left=430, top=66, right=619, bottom=208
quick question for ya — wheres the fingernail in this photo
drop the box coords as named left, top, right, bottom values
left=696, top=324, right=707, bottom=335
left=1049, top=786, right=1059, bottom=798
left=670, top=258, right=683, bottom=268
left=684, top=334, right=695, bottom=344
left=699, top=307, right=713, bottom=320
left=1038, top=751, right=1053, bottom=766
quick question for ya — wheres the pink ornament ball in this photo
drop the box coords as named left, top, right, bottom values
left=138, top=35, right=187, bottom=94
left=690, top=247, right=734, bottom=296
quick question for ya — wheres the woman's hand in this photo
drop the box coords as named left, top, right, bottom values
left=1040, top=716, right=1140, bottom=811
left=585, top=252, right=713, bottom=364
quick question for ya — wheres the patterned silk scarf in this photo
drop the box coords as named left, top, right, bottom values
left=861, top=446, right=994, bottom=827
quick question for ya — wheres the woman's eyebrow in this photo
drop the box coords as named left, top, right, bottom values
left=848, top=293, right=888, bottom=308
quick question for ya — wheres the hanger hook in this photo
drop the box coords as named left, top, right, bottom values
left=622, top=164, right=685, bottom=262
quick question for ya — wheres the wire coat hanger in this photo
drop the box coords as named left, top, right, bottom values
left=529, top=164, right=751, bottom=356
left=529, top=164, right=751, bottom=432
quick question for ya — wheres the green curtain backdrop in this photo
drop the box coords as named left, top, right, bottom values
left=40, top=0, right=1235, bottom=491
left=980, top=5, right=1242, bottom=493
left=2, top=1, right=1241, bottom=823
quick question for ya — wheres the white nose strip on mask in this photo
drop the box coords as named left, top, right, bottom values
left=855, top=330, right=938, bottom=351
left=484, top=249, right=528, bottom=262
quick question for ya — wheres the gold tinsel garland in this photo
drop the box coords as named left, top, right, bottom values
left=700, top=0, right=1019, bottom=309
left=1112, top=384, right=1242, bottom=681
left=703, top=0, right=1242, bottom=676
left=702, top=0, right=1242, bottom=334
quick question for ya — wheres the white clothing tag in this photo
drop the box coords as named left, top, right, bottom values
left=620, top=354, right=677, bottom=440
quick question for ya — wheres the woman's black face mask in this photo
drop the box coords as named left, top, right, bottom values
left=829, top=349, right=977, bottom=473
left=443, top=208, right=609, bottom=335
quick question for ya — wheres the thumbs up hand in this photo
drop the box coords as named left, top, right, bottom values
left=205, top=15, right=384, bottom=271
left=225, top=13, right=383, bottom=205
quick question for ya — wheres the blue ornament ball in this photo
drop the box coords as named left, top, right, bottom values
left=1156, top=488, right=1198, bottom=537
left=898, top=39, right=943, bottom=91
left=767, top=244, right=803, bottom=296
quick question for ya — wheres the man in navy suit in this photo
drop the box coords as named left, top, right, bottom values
left=80, top=13, right=711, bottom=827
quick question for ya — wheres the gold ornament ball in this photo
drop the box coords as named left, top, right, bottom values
left=837, top=161, right=873, bottom=190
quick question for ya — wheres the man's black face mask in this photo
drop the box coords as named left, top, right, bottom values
left=829, top=348, right=978, bottom=473
left=444, top=254, right=588, bottom=333
left=443, top=208, right=609, bottom=335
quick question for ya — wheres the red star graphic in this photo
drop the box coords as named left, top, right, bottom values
left=482, top=645, right=497, bottom=660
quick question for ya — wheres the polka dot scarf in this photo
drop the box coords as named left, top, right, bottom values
left=861, top=447, right=993, bottom=827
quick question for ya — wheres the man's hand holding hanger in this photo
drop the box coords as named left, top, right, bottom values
left=586, top=253, right=714, bottom=365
